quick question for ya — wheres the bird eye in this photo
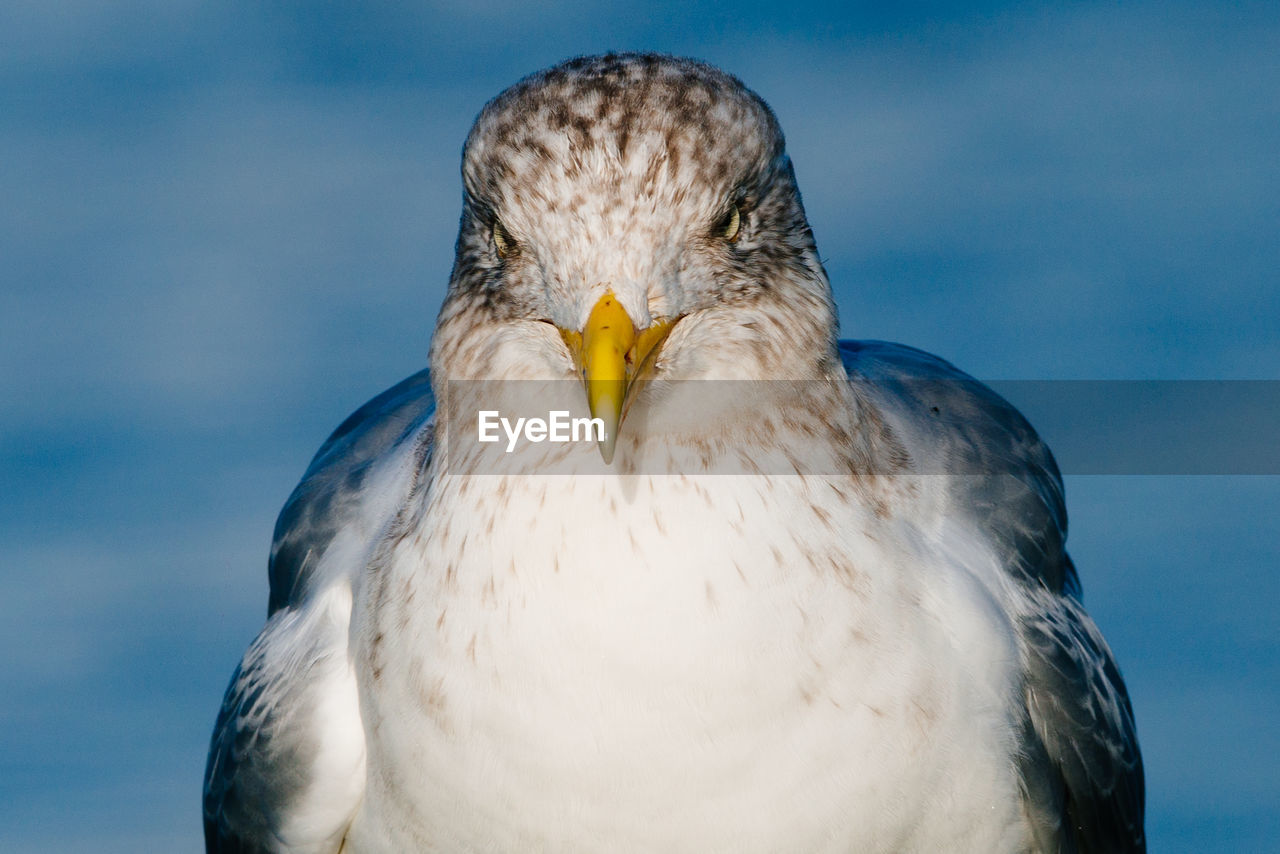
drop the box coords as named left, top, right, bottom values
left=718, top=203, right=742, bottom=243
left=492, top=220, right=515, bottom=258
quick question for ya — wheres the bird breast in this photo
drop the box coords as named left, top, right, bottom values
left=346, top=470, right=1031, bottom=852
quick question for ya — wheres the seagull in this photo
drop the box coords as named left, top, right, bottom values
left=203, top=53, right=1144, bottom=853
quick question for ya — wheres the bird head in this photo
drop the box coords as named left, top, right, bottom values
left=431, top=53, right=839, bottom=464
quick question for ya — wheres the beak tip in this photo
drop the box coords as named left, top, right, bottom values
left=598, top=434, right=617, bottom=465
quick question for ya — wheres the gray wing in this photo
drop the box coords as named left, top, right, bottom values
left=203, top=369, right=435, bottom=853
left=840, top=341, right=1145, bottom=853
left=268, top=367, right=436, bottom=615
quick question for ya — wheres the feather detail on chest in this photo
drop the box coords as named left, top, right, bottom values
left=350, top=468, right=1027, bottom=853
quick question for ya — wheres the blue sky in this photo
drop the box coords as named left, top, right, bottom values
left=1, top=2, right=1276, bottom=850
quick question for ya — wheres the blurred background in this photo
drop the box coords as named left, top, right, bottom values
left=2, top=2, right=1276, bottom=850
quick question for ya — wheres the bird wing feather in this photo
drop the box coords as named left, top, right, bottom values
left=203, top=369, right=435, bottom=853
left=840, top=340, right=1144, bottom=853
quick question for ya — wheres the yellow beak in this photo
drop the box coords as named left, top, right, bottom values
left=559, top=292, right=673, bottom=464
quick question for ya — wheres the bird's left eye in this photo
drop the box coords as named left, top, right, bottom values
left=718, top=203, right=742, bottom=243
left=492, top=220, right=516, bottom=258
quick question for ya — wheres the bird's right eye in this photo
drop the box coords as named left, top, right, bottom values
left=492, top=220, right=516, bottom=259
left=716, top=203, right=742, bottom=243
